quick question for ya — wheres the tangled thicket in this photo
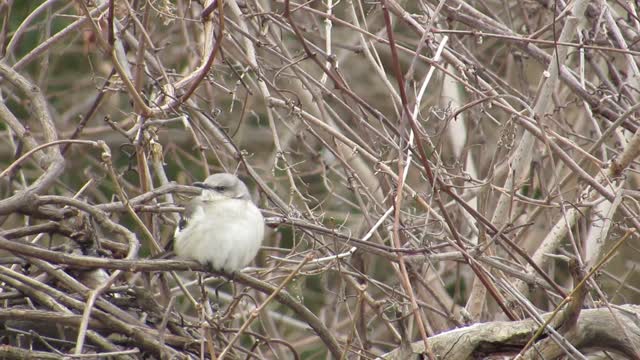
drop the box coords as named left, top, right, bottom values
left=1, top=0, right=640, bottom=359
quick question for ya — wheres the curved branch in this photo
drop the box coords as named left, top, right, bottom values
left=0, top=63, right=65, bottom=217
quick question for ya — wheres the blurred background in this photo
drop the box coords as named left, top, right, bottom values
left=1, top=0, right=640, bottom=358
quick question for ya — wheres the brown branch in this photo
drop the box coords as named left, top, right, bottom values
left=0, top=235, right=343, bottom=359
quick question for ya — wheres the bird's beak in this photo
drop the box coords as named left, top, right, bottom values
left=192, top=182, right=206, bottom=189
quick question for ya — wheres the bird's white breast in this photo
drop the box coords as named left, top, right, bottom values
left=174, top=198, right=264, bottom=272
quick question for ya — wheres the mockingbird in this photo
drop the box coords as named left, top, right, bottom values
left=174, top=173, right=264, bottom=272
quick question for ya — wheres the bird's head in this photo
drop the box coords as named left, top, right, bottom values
left=192, top=173, right=252, bottom=201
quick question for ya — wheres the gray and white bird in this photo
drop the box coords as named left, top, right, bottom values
left=173, top=173, right=264, bottom=272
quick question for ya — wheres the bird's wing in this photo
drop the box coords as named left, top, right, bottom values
left=178, top=198, right=201, bottom=231
left=171, top=198, right=200, bottom=251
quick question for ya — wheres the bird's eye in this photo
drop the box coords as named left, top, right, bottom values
left=213, top=186, right=226, bottom=192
